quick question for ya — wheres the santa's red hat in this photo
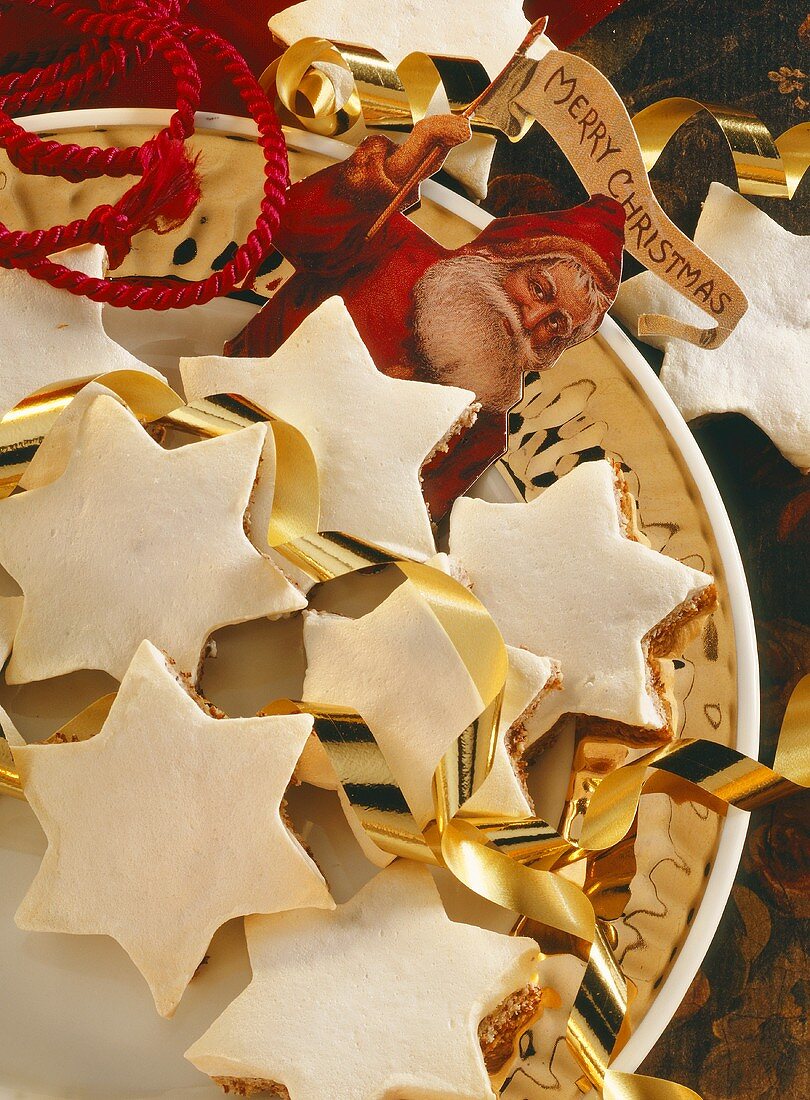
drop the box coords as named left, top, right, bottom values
left=462, top=194, right=626, bottom=299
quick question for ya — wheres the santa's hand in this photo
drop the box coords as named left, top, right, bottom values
left=412, top=113, right=473, bottom=151
left=385, top=114, right=472, bottom=191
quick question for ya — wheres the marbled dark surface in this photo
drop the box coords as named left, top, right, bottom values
left=485, top=3, right=809, bottom=1096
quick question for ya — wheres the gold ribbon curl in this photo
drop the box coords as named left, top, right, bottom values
left=631, top=99, right=810, bottom=200
left=265, top=36, right=492, bottom=139
left=1, top=375, right=808, bottom=1100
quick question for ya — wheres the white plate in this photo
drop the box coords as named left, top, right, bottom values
left=0, top=110, right=759, bottom=1099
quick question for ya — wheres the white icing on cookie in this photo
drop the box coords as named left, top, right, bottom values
left=12, top=641, right=333, bottom=1017
left=613, top=184, right=810, bottom=471
left=186, top=861, right=539, bottom=1099
left=299, top=582, right=554, bottom=839
left=450, top=460, right=713, bottom=739
left=181, top=297, right=476, bottom=563
left=20, top=380, right=126, bottom=491
left=0, top=595, right=22, bottom=669
left=0, top=702, right=24, bottom=747
left=0, top=395, right=306, bottom=682
left=0, top=244, right=164, bottom=420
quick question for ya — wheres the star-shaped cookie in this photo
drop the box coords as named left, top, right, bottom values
left=299, top=581, right=555, bottom=830
left=269, top=0, right=533, bottom=79
left=449, top=460, right=715, bottom=740
left=0, top=394, right=306, bottom=683
left=613, top=184, right=810, bottom=471
left=12, top=640, right=333, bottom=1017
left=16, top=379, right=121, bottom=491
left=181, top=297, right=476, bottom=561
left=0, top=244, right=163, bottom=419
left=186, top=861, right=540, bottom=1099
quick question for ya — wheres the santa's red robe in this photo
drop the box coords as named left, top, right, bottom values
left=227, top=136, right=625, bottom=518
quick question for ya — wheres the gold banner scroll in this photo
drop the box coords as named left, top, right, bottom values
left=473, top=45, right=748, bottom=348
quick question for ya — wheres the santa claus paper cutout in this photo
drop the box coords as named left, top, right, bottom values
left=227, top=116, right=625, bottom=518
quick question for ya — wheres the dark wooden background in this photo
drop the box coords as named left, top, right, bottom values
left=485, top=3, right=809, bottom=1095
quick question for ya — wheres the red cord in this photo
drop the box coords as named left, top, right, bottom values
left=0, top=0, right=289, bottom=309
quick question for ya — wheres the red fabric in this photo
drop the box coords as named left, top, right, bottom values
left=0, top=1, right=286, bottom=114
left=528, top=0, right=629, bottom=50
left=1, top=2, right=628, bottom=117
left=0, top=0, right=629, bottom=308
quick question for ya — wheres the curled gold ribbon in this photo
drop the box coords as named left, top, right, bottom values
left=578, top=675, right=810, bottom=854
left=264, top=36, right=492, bottom=139
left=1, top=375, right=808, bottom=1100
left=631, top=99, right=809, bottom=200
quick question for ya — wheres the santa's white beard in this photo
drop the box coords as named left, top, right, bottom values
left=412, top=254, right=540, bottom=412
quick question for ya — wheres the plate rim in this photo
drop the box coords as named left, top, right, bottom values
left=8, top=107, right=760, bottom=1088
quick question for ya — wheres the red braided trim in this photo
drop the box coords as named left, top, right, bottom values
left=0, top=38, right=153, bottom=118
left=0, top=9, right=200, bottom=180
left=0, top=0, right=289, bottom=309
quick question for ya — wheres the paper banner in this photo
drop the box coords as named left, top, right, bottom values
left=499, top=52, right=749, bottom=348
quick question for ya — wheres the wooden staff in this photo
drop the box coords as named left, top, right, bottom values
left=365, top=17, right=549, bottom=240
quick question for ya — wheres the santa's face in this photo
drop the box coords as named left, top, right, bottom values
left=501, top=259, right=599, bottom=356
left=412, top=252, right=606, bottom=413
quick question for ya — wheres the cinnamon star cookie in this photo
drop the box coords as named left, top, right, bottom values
left=12, top=640, right=333, bottom=1017
left=0, top=244, right=164, bottom=419
left=449, top=459, right=716, bottom=742
left=0, top=394, right=306, bottom=683
left=0, top=596, right=21, bottom=668
left=299, top=581, right=557, bottom=848
left=181, top=297, right=477, bottom=561
left=186, top=861, right=541, bottom=1099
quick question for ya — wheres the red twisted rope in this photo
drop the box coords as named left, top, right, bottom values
left=0, top=39, right=151, bottom=118
left=0, top=0, right=290, bottom=309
